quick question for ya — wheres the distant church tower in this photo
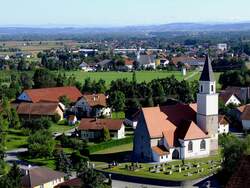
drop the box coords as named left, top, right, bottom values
left=197, top=55, right=218, bottom=153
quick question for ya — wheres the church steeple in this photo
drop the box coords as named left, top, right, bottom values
left=197, top=54, right=219, bottom=153
left=200, top=55, right=214, bottom=82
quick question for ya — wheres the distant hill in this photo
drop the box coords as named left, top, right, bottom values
left=1, top=22, right=250, bottom=36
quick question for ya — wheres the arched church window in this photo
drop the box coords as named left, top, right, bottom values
left=200, top=139, right=206, bottom=150
left=211, top=84, right=214, bottom=92
left=188, top=141, right=193, bottom=152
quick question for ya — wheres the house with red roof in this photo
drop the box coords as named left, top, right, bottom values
left=74, top=94, right=111, bottom=117
left=17, top=86, right=82, bottom=104
left=133, top=55, right=219, bottom=162
left=78, top=118, right=125, bottom=140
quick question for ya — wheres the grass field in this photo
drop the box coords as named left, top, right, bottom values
left=0, top=40, right=82, bottom=56
left=64, top=70, right=197, bottom=84
left=0, top=70, right=222, bottom=89
left=6, top=129, right=28, bottom=150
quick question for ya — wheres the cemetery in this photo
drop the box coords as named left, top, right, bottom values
left=98, top=155, right=222, bottom=181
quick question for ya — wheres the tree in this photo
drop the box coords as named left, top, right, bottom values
left=17, top=58, right=27, bottom=71
left=82, top=77, right=93, bottom=93
left=108, top=91, right=125, bottom=112
left=95, top=79, right=107, bottom=93
left=20, top=72, right=33, bottom=89
left=219, top=134, right=250, bottom=183
left=177, top=80, right=194, bottom=103
left=0, top=115, right=8, bottom=160
left=41, top=55, right=48, bottom=67
left=70, top=151, right=88, bottom=173
left=56, top=73, right=66, bottom=87
left=59, top=95, right=71, bottom=108
left=79, top=166, right=106, bottom=188
left=27, top=130, right=55, bottom=158
left=0, top=163, right=21, bottom=188
left=55, top=151, right=72, bottom=177
left=33, top=69, right=56, bottom=88
left=145, top=95, right=154, bottom=107
left=102, top=127, right=111, bottom=142
left=23, top=117, right=52, bottom=132
left=10, top=108, right=20, bottom=129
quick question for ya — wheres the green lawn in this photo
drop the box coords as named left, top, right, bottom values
left=111, top=112, right=125, bottom=119
left=50, top=122, right=76, bottom=133
left=63, top=70, right=197, bottom=84
left=0, top=70, right=222, bottom=90
left=22, top=157, right=56, bottom=169
left=93, top=143, right=133, bottom=155
left=6, top=129, right=28, bottom=150
left=188, top=72, right=222, bottom=90
left=98, top=155, right=221, bottom=181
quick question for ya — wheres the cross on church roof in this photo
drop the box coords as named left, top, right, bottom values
left=200, top=55, right=214, bottom=82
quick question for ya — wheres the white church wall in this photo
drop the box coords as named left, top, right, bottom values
left=197, top=94, right=218, bottom=115
left=181, top=139, right=210, bottom=159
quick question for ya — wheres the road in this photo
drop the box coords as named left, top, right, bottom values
left=4, top=148, right=31, bottom=169
left=112, top=180, right=173, bottom=188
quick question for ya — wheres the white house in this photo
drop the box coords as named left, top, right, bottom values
left=136, top=53, right=156, bottom=69
left=133, top=55, right=219, bottom=163
left=79, top=62, right=94, bottom=72
left=218, top=115, right=229, bottom=134
left=68, top=115, right=78, bottom=125
left=78, top=118, right=125, bottom=140
left=217, top=43, right=227, bottom=51
left=219, top=92, right=241, bottom=106
left=74, top=94, right=111, bottom=117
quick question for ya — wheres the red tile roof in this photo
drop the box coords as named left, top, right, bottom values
left=23, top=86, right=82, bottom=103
left=240, top=104, right=250, bottom=120
left=17, top=102, right=63, bottom=116
left=78, top=118, right=123, bottom=131
left=219, top=115, right=229, bottom=125
left=124, top=58, right=134, bottom=65
left=55, top=178, right=81, bottom=188
left=83, top=94, right=107, bottom=107
left=178, top=121, right=209, bottom=140
left=141, top=103, right=208, bottom=146
left=152, top=145, right=169, bottom=156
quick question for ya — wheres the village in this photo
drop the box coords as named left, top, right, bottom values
left=1, top=1, right=250, bottom=187
left=0, top=47, right=250, bottom=187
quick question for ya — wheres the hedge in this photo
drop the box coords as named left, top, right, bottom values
left=82, top=136, right=133, bottom=155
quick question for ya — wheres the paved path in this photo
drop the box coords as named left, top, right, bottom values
left=4, top=148, right=31, bottom=168
left=112, top=180, right=170, bottom=188
left=184, top=71, right=199, bottom=81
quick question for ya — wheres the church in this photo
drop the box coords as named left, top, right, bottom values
left=133, top=55, right=219, bottom=162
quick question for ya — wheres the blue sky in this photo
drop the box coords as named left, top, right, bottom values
left=1, top=0, right=250, bottom=27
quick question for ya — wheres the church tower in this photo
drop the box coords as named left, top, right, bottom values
left=197, top=55, right=218, bottom=152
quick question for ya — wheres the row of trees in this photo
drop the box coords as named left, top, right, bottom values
left=219, top=69, right=250, bottom=89
left=0, top=69, right=77, bottom=100
left=106, top=73, right=198, bottom=115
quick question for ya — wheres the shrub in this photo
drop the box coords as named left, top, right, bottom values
left=53, top=114, right=61, bottom=123
left=59, top=134, right=87, bottom=150
left=27, top=130, right=55, bottom=158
